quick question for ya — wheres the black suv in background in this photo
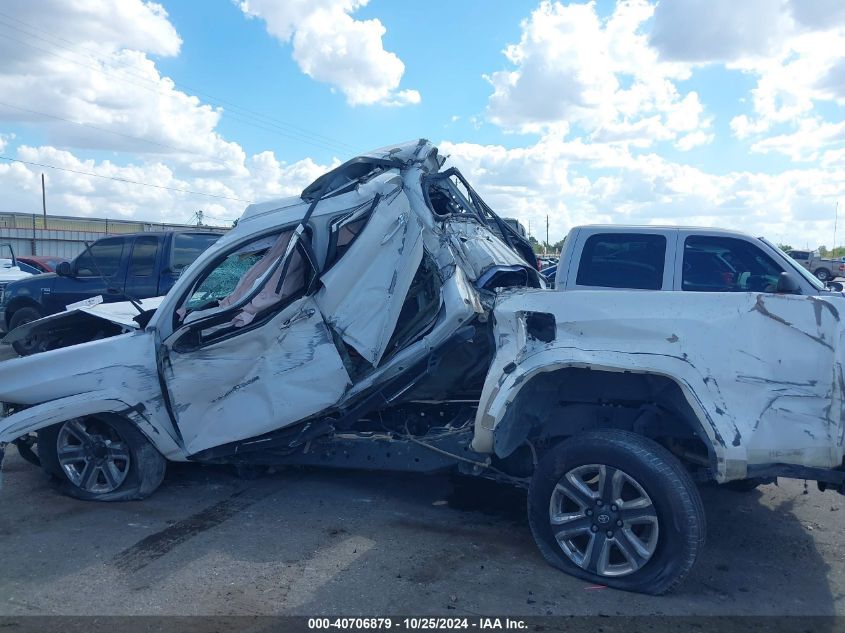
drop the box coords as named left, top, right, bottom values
left=0, top=230, right=222, bottom=354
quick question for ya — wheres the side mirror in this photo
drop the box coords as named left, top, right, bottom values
left=56, top=261, right=73, bottom=277
left=776, top=271, right=801, bottom=294
left=827, top=281, right=844, bottom=292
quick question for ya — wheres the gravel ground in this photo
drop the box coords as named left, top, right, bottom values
left=1, top=447, right=843, bottom=616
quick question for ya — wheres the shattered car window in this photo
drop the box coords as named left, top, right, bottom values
left=180, top=229, right=311, bottom=330
left=185, top=239, right=272, bottom=313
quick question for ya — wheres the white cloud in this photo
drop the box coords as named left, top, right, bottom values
left=650, top=0, right=793, bottom=63
left=237, top=0, right=418, bottom=106
left=0, top=1, right=345, bottom=224
left=471, top=0, right=845, bottom=250
left=484, top=0, right=707, bottom=148
left=0, top=144, right=336, bottom=224
left=440, top=135, right=845, bottom=249
left=647, top=0, right=845, bottom=161
left=787, top=0, right=845, bottom=30
left=675, top=130, right=714, bottom=151
left=0, top=0, right=251, bottom=177
left=750, top=118, right=845, bottom=162
left=1, top=0, right=181, bottom=60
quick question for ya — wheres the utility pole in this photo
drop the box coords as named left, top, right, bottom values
left=835, top=201, right=840, bottom=257
left=546, top=214, right=549, bottom=255
left=41, top=173, right=47, bottom=227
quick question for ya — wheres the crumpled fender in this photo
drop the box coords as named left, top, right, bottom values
left=472, top=344, right=730, bottom=479
left=0, top=389, right=184, bottom=460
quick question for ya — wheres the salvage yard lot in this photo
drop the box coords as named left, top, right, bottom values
left=1, top=439, right=844, bottom=615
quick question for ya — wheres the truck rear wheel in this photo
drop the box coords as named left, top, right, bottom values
left=815, top=268, right=832, bottom=281
left=9, top=306, right=43, bottom=356
left=37, top=415, right=166, bottom=501
left=527, top=430, right=706, bottom=594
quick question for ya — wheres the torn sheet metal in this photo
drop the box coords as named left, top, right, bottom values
left=476, top=289, right=845, bottom=481
left=2, top=296, right=164, bottom=346
left=162, top=297, right=351, bottom=455
left=444, top=217, right=531, bottom=282
left=315, top=184, right=424, bottom=366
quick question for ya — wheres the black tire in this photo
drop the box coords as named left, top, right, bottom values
left=815, top=268, right=831, bottom=282
left=9, top=306, right=43, bottom=356
left=37, top=415, right=166, bottom=501
left=528, top=430, right=706, bottom=595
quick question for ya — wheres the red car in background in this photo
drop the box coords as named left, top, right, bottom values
left=16, top=255, right=67, bottom=273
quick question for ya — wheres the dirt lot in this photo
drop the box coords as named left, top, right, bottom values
left=0, top=349, right=844, bottom=617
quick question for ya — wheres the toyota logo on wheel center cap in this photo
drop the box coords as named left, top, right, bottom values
left=597, top=513, right=611, bottom=524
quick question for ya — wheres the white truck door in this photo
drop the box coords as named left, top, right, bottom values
left=673, top=231, right=845, bottom=468
left=160, top=228, right=351, bottom=455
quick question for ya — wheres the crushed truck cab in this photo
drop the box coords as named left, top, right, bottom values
left=0, top=141, right=843, bottom=595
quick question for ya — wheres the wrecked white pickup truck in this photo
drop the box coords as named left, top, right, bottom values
left=1, top=139, right=844, bottom=595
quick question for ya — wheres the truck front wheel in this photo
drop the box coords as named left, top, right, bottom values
left=9, top=306, right=43, bottom=356
left=527, top=430, right=706, bottom=594
left=37, top=415, right=166, bottom=501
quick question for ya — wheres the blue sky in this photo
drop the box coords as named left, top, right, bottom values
left=154, top=0, right=541, bottom=162
left=0, top=0, right=843, bottom=247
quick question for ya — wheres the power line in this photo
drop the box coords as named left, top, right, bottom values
left=0, top=100, right=225, bottom=159
left=0, top=155, right=253, bottom=203
left=0, top=32, right=351, bottom=156
left=0, top=27, right=353, bottom=156
left=0, top=12, right=360, bottom=155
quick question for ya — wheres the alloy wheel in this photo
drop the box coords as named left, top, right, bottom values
left=548, top=463, right=659, bottom=577
left=56, top=419, right=131, bottom=493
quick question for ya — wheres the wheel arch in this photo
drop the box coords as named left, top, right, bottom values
left=0, top=391, right=182, bottom=460
left=4, top=296, right=42, bottom=328
left=487, top=364, right=724, bottom=481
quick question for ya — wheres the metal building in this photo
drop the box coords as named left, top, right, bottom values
left=0, top=212, right=227, bottom=260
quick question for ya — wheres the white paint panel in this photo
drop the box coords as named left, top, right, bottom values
left=480, top=289, right=845, bottom=478
left=163, top=296, right=351, bottom=454
left=315, top=188, right=424, bottom=366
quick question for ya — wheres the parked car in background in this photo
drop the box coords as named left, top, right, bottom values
left=14, top=261, right=43, bottom=276
left=0, top=244, right=34, bottom=302
left=0, top=230, right=222, bottom=354
left=17, top=255, right=67, bottom=273
left=540, top=262, right=557, bottom=285
left=787, top=249, right=844, bottom=281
